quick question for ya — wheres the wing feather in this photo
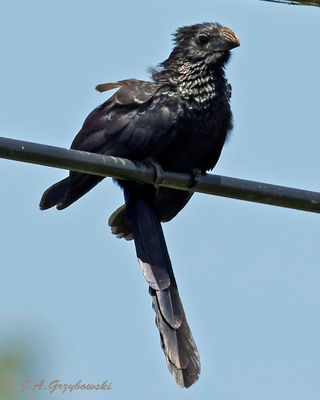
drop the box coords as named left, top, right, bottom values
left=71, top=79, right=178, bottom=159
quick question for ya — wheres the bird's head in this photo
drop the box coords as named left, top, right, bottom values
left=164, top=22, right=239, bottom=70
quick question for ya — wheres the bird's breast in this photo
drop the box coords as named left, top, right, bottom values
left=156, top=95, right=232, bottom=172
left=177, top=77, right=217, bottom=111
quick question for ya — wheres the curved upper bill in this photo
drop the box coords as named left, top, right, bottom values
left=219, top=27, right=240, bottom=50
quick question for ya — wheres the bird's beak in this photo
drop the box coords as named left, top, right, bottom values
left=219, top=27, right=240, bottom=50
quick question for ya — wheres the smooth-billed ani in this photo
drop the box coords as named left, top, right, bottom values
left=40, top=22, right=239, bottom=388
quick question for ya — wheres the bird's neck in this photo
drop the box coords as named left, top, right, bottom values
left=177, top=60, right=217, bottom=105
left=154, top=59, right=228, bottom=109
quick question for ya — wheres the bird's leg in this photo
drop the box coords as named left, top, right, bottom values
left=189, top=168, right=205, bottom=190
left=139, top=158, right=164, bottom=194
left=151, top=160, right=164, bottom=192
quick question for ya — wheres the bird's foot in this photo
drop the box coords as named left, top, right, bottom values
left=141, top=158, right=164, bottom=192
left=189, top=168, right=205, bottom=189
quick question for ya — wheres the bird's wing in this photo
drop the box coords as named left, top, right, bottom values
left=71, top=79, right=178, bottom=159
left=40, top=79, right=179, bottom=210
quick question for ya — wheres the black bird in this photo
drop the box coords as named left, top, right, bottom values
left=40, top=22, right=239, bottom=388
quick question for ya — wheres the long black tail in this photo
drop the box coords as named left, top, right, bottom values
left=124, top=185, right=200, bottom=387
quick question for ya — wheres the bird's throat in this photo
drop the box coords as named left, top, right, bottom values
left=176, top=60, right=220, bottom=109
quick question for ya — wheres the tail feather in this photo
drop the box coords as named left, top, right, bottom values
left=108, top=189, right=193, bottom=241
left=155, top=287, right=184, bottom=329
left=151, top=289, right=200, bottom=387
left=124, top=185, right=200, bottom=388
left=108, top=205, right=133, bottom=241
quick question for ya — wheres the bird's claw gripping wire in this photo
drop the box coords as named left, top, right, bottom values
left=189, top=168, right=204, bottom=190
left=152, top=161, right=164, bottom=189
left=140, top=158, right=164, bottom=191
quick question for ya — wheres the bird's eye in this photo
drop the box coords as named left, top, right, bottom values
left=198, top=35, right=209, bottom=45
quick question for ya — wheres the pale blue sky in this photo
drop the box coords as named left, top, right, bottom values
left=1, top=1, right=320, bottom=399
